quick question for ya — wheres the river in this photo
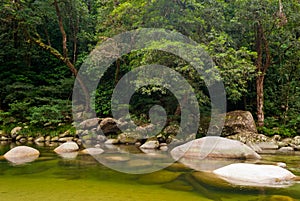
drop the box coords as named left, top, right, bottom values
left=0, top=143, right=299, bottom=201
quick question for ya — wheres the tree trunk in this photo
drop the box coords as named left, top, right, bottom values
left=29, top=36, right=90, bottom=112
left=256, top=75, right=264, bottom=127
left=52, top=0, right=90, bottom=111
left=255, top=22, right=271, bottom=127
left=114, top=59, right=120, bottom=86
left=54, top=0, right=68, bottom=58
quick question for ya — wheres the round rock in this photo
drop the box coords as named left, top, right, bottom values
left=54, top=141, right=79, bottom=153
left=4, top=146, right=40, bottom=164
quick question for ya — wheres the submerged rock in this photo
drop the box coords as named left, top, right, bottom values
left=138, top=170, right=181, bottom=184
left=269, top=195, right=295, bottom=201
left=81, top=148, right=104, bottom=155
left=4, top=146, right=40, bottom=164
left=171, top=136, right=261, bottom=161
left=213, top=163, right=296, bottom=188
left=163, top=180, right=194, bottom=191
left=191, top=171, right=234, bottom=190
left=54, top=141, right=79, bottom=153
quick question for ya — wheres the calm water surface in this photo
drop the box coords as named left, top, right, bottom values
left=0, top=144, right=299, bottom=201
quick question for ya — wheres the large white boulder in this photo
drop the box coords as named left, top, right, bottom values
left=171, top=136, right=261, bottom=161
left=213, top=163, right=296, bottom=187
left=4, top=146, right=40, bottom=164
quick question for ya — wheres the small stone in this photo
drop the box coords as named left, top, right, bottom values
left=16, top=135, right=23, bottom=141
left=278, top=147, right=294, bottom=153
left=104, top=139, right=119, bottom=144
left=272, top=135, right=281, bottom=141
left=293, top=145, right=300, bottom=151
left=51, top=136, right=59, bottom=142
left=59, top=130, right=71, bottom=138
left=19, top=138, right=27, bottom=143
left=282, top=138, right=293, bottom=144
left=140, top=140, right=159, bottom=149
left=159, top=145, right=168, bottom=151
left=58, top=137, right=74, bottom=142
left=10, top=126, right=22, bottom=138
left=277, top=141, right=289, bottom=148
left=81, top=148, right=104, bottom=155
left=257, top=142, right=279, bottom=150
left=45, top=136, right=51, bottom=141
left=0, top=136, right=10, bottom=141
left=135, top=142, right=141, bottom=146
left=118, top=134, right=137, bottom=144
left=35, top=142, right=45, bottom=147
left=75, top=129, right=84, bottom=135
left=292, top=136, right=300, bottom=145
left=35, top=136, right=45, bottom=142
left=54, top=141, right=79, bottom=153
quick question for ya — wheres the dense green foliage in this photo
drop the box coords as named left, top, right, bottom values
left=0, top=0, right=299, bottom=136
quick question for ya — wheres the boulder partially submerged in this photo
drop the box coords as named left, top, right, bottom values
left=213, top=163, right=296, bottom=188
left=171, top=136, right=261, bottom=161
left=4, top=146, right=40, bottom=164
left=54, top=141, right=79, bottom=153
left=81, top=147, right=104, bottom=155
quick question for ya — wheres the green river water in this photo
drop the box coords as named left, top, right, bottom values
left=0, top=144, right=299, bottom=201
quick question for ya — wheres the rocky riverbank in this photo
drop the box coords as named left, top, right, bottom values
left=1, top=110, right=299, bottom=154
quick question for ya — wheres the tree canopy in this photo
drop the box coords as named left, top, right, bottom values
left=0, top=0, right=299, bottom=137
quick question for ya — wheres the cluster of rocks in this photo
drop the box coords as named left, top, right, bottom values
left=0, top=127, right=80, bottom=146
left=222, top=110, right=300, bottom=153
left=1, top=110, right=299, bottom=154
left=75, top=117, right=185, bottom=151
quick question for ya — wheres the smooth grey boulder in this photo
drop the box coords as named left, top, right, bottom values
left=171, top=136, right=261, bottom=161
left=213, top=163, right=296, bottom=188
left=78, top=118, right=100, bottom=129
left=4, top=146, right=40, bottom=164
left=54, top=141, right=79, bottom=153
left=222, top=110, right=257, bottom=136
